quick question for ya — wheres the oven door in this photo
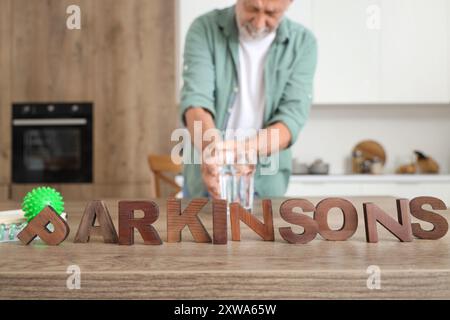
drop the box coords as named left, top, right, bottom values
left=12, top=118, right=92, bottom=183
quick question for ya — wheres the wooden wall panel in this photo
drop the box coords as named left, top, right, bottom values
left=93, top=0, right=177, bottom=198
left=4, top=0, right=177, bottom=200
left=0, top=0, right=11, bottom=200
left=11, top=0, right=95, bottom=101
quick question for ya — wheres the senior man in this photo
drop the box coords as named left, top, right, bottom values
left=180, top=0, right=318, bottom=198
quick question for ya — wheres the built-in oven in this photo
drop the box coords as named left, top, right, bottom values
left=12, top=103, right=93, bottom=183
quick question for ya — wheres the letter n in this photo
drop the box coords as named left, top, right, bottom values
left=363, top=199, right=413, bottom=243
left=230, top=200, right=274, bottom=241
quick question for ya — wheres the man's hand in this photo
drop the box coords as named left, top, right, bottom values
left=185, top=107, right=222, bottom=198
left=201, top=163, right=221, bottom=199
left=184, top=107, right=292, bottom=198
left=201, top=151, right=221, bottom=199
left=216, top=139, right=258, bottom=181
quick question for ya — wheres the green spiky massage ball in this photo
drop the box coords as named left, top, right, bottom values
left=22, top=187, right=64, bottom=222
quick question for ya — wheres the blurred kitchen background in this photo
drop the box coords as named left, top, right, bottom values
left=0, top=0, right=449, bottom=203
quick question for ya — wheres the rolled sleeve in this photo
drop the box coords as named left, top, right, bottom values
left=180, top=17, right=216, bottom=126
left=268, top=32, right=318, bottom=147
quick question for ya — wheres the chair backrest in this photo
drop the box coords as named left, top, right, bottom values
left=148, top=154, right=182, bottom=198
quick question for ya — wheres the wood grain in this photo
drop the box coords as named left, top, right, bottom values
left=278, top=199, right=319, bottom=244
left=93, top=0, right=177, bottom=199
left=2, top=270, right=450, bottom=299
left=212, top=199, right=228, bottom=244
left=74, top=200, right=119, bottom=243
left=17, top=206, right=70, bottom=245
left=167, top=198, right=212, bottom=243
left=230, top=200, right=275, bottom=241
left=11, top=0, right=94, bottom=101
left=1, top=197, right=450, bottom=299
left=0, top=0, right=11, bottom=199
left=410, top=196, right=448, bottom=240
left=118, top=201, right=162, bottom=245
left=314, top=198, right=358, bottom=241
left=363, top=199, right=413, bottom=243
left=3, top=0, right=177, bottom=200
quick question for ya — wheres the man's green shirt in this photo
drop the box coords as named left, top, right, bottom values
left=180, top=5, right=318, bottom=197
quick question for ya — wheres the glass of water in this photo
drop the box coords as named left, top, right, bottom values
left=218, top=144, right=256, bottom=212
left=218, top=149, right=237, bottom=213
left=234, top=163, right=255, bottom=211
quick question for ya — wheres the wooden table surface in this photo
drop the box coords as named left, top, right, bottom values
left=0, top=196, right=449, bottom=299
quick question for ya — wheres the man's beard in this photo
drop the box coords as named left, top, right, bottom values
left=240, top=22, right=272, bottom=40
left=236, top=9, right=274, bottom=40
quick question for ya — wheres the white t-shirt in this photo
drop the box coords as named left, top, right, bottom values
left=225, top=30, right=276, bottom=139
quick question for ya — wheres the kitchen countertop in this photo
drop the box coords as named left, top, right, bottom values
left=289, top=174, right=450, bottom=183
left=0, top=196, right=449, bottom=299
left=175, top=175, right=450, bottom=189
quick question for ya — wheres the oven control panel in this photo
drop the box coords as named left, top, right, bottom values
left=12, top=103, right=92, bottom=119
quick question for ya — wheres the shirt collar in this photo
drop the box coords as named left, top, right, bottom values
left=218, top=5, right=289, bottom=44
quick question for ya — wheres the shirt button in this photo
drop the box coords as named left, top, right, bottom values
left=233, top=87, right=239, bottom=93
left=184, top=65, right=189, bottom=71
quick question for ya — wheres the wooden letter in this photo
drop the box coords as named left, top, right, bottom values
left=314, top=198, right=358, bottom=241
left=167, top=198, right=211, bottom=243
left=118, top=201, right=162, bottom=245
left=230, top=200, right=274, bottom=241
left=74, top=200, right=118, bottom=243
left=18, top=206, right=70, bottom=245
left=410, top=196, right=448, bottom=240
left=363, top=199, right=413, bottom=243
left=279, top=199, right=319, bottom=244
left=212, top=199, right=227, bottom=244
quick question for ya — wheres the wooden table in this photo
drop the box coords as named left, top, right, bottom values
left=0, top=196, right=449, bottom=299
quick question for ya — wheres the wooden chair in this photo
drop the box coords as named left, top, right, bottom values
left=148, top=154, right=182, bottom=198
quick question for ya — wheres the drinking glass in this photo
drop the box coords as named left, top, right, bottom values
left=218, top=144, right=256, bottom=213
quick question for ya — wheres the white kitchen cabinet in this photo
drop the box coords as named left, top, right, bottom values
left=379, top=0, right=449, bottom=103
left=311, top=0, right=449, bottom=104
left=311, top=0, right=381, bottom=104
left=286, top=175, right=450, bottom=205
